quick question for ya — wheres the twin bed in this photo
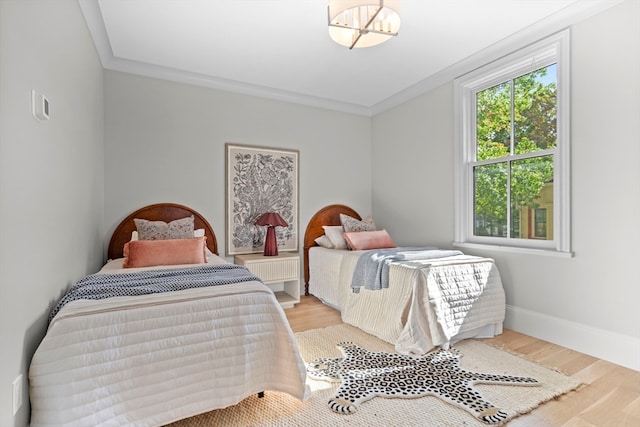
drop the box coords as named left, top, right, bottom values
left=303, top=204, right=506, bottom=355
left=29, top=203, right=308, bottom=427
left=30, top=202, right=506, bottom=426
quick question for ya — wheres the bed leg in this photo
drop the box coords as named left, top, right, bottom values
left=258, top=391, right=265, bottom=398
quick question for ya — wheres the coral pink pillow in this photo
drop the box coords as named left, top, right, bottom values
left=343, top=229, right=396, bottom=250
left=123, top=236, right=207, bottom=268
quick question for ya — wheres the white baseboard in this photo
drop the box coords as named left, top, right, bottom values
left=505, top=305, right=639, bottom=371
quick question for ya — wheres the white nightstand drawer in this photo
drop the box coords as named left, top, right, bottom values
left=234, top=252, right=300, bottom=309
left=245, top=257, right=299, bottom=282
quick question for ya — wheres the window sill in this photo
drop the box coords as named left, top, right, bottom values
left=453, top=242, right=574, bottom=258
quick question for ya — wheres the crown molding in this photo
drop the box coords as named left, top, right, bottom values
left=81, top=0, right=623, bottom=118
left=369, top=0, right=623, bottom=115
left=108, top=57, right=374, bottom=116
left=79, top=0, right=373, bottom=116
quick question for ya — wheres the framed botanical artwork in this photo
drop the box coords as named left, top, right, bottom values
left=225, top=143, right=299, bottom=256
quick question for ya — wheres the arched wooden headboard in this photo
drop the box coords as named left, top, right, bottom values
left=108, top=203, right=218, bottom=260
left=302, top=204, right=361, bottom=296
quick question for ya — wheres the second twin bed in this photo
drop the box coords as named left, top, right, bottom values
left=303, top=204, right=506, bottom=355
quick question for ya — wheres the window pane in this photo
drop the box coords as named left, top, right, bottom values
left=476, top=82, right=511, bottom=161
left=514, top=64, right=557, bottom=154
left=534, top=208, right=547, bottom=238
left=511, top=209, right=521, bottom=239
left=474, top=162, right=507, bottom=237
left=510, top=155, right=554, bottom=240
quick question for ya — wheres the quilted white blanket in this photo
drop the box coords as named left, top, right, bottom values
left=335, top=251, right=505, bottom=354
left=29, top=260, right=309, bottom=427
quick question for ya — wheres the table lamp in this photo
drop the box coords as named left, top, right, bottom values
left=255, top=212, right=288, bottom=256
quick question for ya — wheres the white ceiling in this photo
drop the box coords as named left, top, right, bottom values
left=80, top=0, right=620, bottom=115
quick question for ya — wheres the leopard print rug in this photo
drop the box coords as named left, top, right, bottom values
left=307, top=342, right=540, bottom=425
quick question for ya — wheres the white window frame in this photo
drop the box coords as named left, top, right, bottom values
left=453, top=30, right=572, bottom=257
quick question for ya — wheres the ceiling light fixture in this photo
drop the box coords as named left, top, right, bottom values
left=328, top=0, right=401, bottom=49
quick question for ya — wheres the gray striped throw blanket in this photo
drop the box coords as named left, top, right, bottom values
left=49, top=264, right=261, bottom=323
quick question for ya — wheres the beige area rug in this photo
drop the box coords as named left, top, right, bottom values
left=168, top=324, right=580, bottom=427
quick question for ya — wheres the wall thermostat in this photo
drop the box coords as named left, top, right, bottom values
left=32, top=90, right=50, bottom=121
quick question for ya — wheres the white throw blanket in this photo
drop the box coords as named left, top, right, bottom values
left=420, top=258, right=496, bottom=340
left=340, top=253, right=505, bottom=354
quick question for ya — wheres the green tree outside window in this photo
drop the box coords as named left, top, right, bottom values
left=474, top=64, right=556, bottom=240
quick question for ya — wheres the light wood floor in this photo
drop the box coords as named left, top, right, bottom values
left=285, top=296, right=640, bottom=427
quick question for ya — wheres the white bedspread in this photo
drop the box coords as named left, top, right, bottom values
left=310, top=247, right=505, bottom=354
left=29, top=258, right=309, bottom=427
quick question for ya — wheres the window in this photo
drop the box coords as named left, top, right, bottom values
left=454, top=31, right=571, bottom=255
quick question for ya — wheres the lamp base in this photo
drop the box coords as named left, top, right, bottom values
left=263, top=226, right=278, bottom=256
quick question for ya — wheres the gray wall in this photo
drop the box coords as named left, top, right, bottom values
left=0, top=1, right=104, bottom=426
left=372, top=82, right=455, bottom=249
left=103, top=71, right=373, bottom=262
left=372, top=0, right=640, bottom=370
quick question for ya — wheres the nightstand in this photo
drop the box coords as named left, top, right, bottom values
left=234, top=252, right=300, bottom=309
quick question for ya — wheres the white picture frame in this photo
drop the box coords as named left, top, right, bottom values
left=225, top=143, right=299, bottom=256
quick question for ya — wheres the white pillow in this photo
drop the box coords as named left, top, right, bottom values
left=314, top=235, right=335, bottom=249
left=322, top=225, right=348, bottom=250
